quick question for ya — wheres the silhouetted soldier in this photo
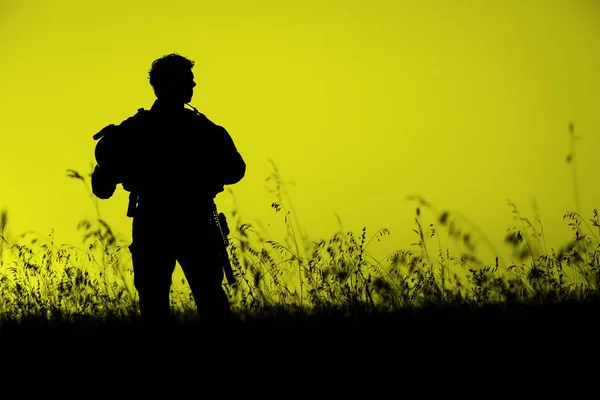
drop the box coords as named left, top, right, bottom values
left=91, top=53, right=246, bottom=326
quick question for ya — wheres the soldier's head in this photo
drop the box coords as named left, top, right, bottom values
left=148, top=53, right=196, bottom=105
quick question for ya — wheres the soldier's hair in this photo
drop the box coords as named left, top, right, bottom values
left=148, top=53, right=195, bottom=89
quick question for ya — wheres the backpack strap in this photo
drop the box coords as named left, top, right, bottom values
left=93, top=124, right=118, bottom=140
left=92, top=108, right=149, bottom=140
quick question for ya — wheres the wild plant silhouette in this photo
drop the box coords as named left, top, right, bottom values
left=1, top=124, right=598, bottom=341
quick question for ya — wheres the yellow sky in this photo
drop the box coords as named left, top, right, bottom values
left=1, top=0, right=599, bottom=269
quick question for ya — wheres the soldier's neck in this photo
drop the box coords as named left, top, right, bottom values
left=152, top=98, right=185, bottom=113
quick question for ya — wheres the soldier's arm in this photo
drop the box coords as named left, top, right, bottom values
left=214, top=125, right=246, bottom=185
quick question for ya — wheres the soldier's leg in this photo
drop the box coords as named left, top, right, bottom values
left=176, top=232, right=231, bottom=321
left=129, top=219, right=177, bottom=325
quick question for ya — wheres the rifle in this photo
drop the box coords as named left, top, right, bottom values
left=210, top=201, right=236, bottom=285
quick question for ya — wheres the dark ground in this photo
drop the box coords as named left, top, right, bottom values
left=2, top=300, right=597, bottom=351
left=0, top=301, right=597, bottom=393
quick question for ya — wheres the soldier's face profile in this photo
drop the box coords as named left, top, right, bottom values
left=159, top=68, right=196, bottom=104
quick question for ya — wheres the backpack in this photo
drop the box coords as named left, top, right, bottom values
left=92, top=108, right=150, bottom=216
left=93, top=108, right=152, bottom=184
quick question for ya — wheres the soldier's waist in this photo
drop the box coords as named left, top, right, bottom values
left=136, top=192, right=213, bottom=209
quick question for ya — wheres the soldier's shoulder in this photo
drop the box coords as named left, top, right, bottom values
left=183, top=107, right=209, bottom=120
left=128, top=107, right=151, bottom=121
left=93, top=108, right=150, bottom=140
left=119, top=107, right=152, bottom=127
left=185, top=108, right=220, bottom=128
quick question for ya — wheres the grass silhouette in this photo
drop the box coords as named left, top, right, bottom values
left=0, top=125, right=598, bottom=356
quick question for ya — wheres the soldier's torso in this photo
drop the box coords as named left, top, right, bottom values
left=117, top=107, right=221, bottom=210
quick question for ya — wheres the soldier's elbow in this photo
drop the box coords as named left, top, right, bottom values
left=223, top=156, right=246, bottom=185
left=236, top=158, right=247, bottom=181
